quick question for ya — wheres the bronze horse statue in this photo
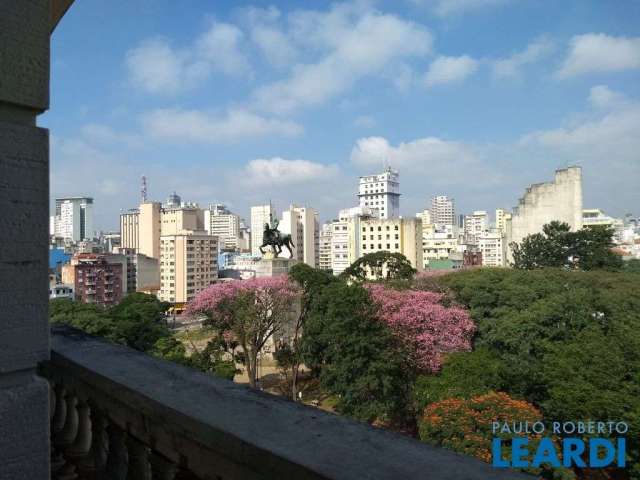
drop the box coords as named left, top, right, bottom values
left=259, top=222, right=295, bottom=258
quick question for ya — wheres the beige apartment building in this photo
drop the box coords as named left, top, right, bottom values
left=356, top=217, right=423, bottom=271
left=120, top=208, right=140, bottom=250
left=158, top=232, right=218, bottom=304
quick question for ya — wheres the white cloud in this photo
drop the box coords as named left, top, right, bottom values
left=354, top=115, right=376, bottom=128
left=196, top=22, right=250, bottom=76
left=424, top=55, right=478, bottom=87
left=251, top=25, right=298, bottom=67
left=556, top=33, right=640, bottom=78
left=253, top=6, right=432, bottom=114
left=125, top=38, right=208, bottom=95
left=125, top=22, right=249, bottom=94
left=588, top=85, right=626, bottom=110
left=492, top=36, right=554, bottom=78
left=243, top=157, right=339, bottom=186
left=413, top=0, right=513, bottom=17
left=521, top=102, right=640, bottom=164
left=350, top=135, right=496, bottom=184
left=141, top=108, right=302, bottom=143
left=80, top=123, right=143, bottom=149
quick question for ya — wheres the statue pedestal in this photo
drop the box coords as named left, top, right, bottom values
left=255, top=257, right=298, bottom=278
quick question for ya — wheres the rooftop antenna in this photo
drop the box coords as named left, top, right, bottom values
left=141, top=175, right=148, bottom=203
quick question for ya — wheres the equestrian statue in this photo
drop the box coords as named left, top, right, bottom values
left=259, top=218, right=295, bottom=258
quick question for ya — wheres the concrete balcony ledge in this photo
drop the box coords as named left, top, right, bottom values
left=41, top=325, right=531, bottom=479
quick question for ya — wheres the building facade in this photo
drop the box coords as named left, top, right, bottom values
left=158, top=232, right=218, bottom=304
left=54, top=197, right=94, bottom=242
left=464, top=211, right=489, bottom=244
left=120, top=208, right=140, bottom=250
left=318, top=223, right=333, bottom=270
left=65, top=254, right=126, bottom=306
left=478, top=231, right=505, bottom=267
left=357, top=167, right=400, bottom=219
left=430, top=195, right=455, bottom=227
left=279, top=204, right=319, bottom=267
left=204, top=204, right=240, bottom=251
left=506, top=167, right=583, bottom=260
left=357, top=217, right=423, bottom=271
left=495, top=208, right=511, bottom=234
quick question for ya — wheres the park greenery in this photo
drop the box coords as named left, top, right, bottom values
left=50, top=226, right=640, bottom=478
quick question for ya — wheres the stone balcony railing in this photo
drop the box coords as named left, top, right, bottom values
left=40, top=326, right=531, bottom=480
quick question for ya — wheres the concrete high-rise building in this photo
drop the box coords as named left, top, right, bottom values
left=120, top=208, right=140, bottom=250
left=158, top=232, right=218, bottom=304
left=62, top=253, right=127, bottom=306
left=422, top=226, right=458, bottom=268
left=357, top=167, right=400, bottom=219
left=329, top=207, right=374, bottom=275
left=495, top=208, right=511, bottom=234
left=251, top=204, right=276, bottom=257
left=506, top=166, right=583, bottom=260
left=357, top=216, right=423, bottom=272
left=279, top=204, right=319, bottom=267
left=138, top=202, right=162, bottom=259
left=54, top=197, right=94, bottom=241
left=135, top=200, right=205, bottom=260
left=464, top=211, right=489, bottom=244
left=204, top=204, right=240, bottom=251
left=318, top=223, right=333, bottom=271
left=430, top=195, right=455, bottom=227
left=478, top=231, right=505, bottom=267
left=238, top=219, right=251, bottom=252
left=582, top=209, right=624, bottom=243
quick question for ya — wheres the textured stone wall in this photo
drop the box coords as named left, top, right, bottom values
left=506, top=167, right=583, bottom=261
left=0, top=1, right=55, bottom=478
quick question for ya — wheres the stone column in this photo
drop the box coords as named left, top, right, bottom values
left=0, top=1, right=73, bottom=478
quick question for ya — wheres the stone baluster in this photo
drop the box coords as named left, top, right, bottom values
left=149, top=451, right=178, bottom=480
left=77, top=404, right=109, bottom=478
left=51, top=384, right=68, bottom=473
left=105, top=423, right=128, bottom=480
left=56, top=393, right=80, bottom=480
left=63, top=398, right=93, bottom=477
left=126, top=435, right=151, bottom=480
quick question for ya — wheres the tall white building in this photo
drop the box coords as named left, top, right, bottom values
left=478, top=231, right=505, bottom=267
left=430, top=195, right=455, bottom=227
left=250, top=204, right=276, bottom=257
left=464, top=211, right=489, bottom=244
left=279, top=204, right=319, bottom=267
left=204, top=204, right=240, bottom=251
left=357, top=167, right=400, bottom=219
left=582, top=209, right=624, bottom=243
left=54, top=197, right=94, bottom=242
left=495, top=208, right=511, bottom=234
left=318, top=223, right=333, bottom=271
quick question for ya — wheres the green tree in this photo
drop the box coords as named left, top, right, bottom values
left=50, top=293, right=170, bottom=353
left=188, top=339, right=239, bottom=381
left=283, top=264, right=338, bottom=401
left=301, top=281, right=413, bottom=423
left=106, top=293, right=171, bottom=351
left=511, top=221, right=623, bottom=271
left=342, top=251, right=417, bottom=282
left=413, top=347, right=506, bottom=410
left=623, top=258, right=640, bottom=274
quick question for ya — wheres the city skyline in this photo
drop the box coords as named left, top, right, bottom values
left=45, top=1, right=640, bottom=230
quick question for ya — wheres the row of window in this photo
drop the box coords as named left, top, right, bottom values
left=363, top=234, right=399, bottom=241
left=362, top=225, right=399, bottom=232
left=363, top=244, right=399, bottom=250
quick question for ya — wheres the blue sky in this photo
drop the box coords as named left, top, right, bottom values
left=44, top=0, right=640, bottom=230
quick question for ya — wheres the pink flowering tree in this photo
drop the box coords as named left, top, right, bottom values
left=366, top=284, right=475, bottom=372
left=187, top=276, right=299, bottom=388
